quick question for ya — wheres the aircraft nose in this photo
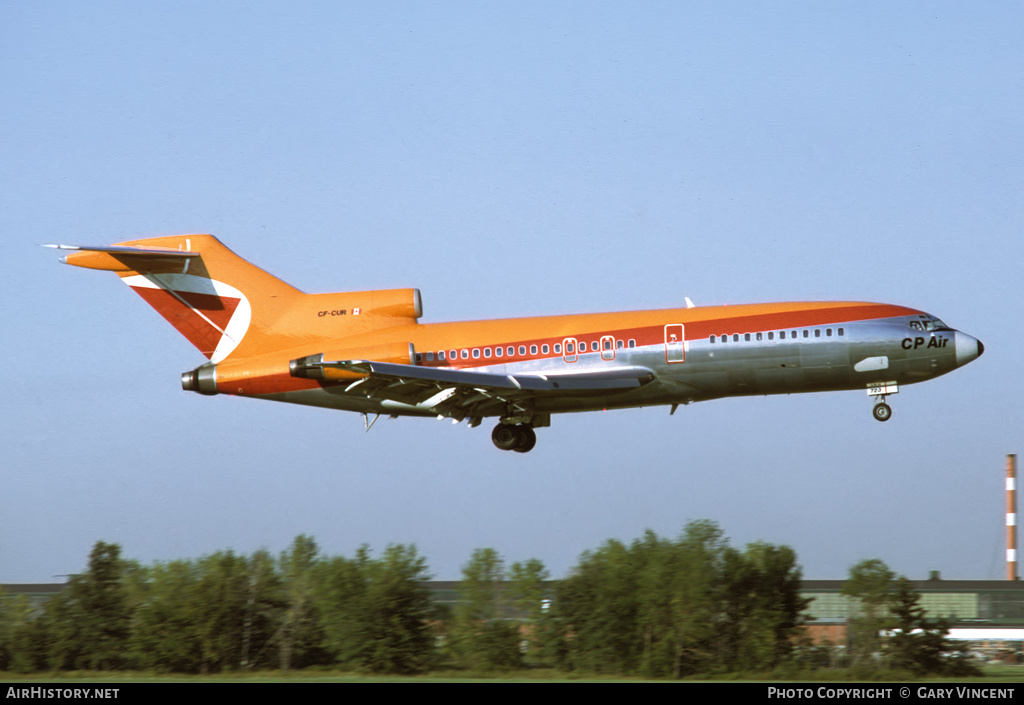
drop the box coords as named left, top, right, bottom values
left=955, top=332, right=983, bottom=367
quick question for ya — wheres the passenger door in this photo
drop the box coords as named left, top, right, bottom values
left=664, top=324, right=685, bottom=363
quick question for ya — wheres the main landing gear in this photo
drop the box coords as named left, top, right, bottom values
left=491, top=423, right=537, bottom=453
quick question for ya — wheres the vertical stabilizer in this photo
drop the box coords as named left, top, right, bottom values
left=55, top=235, right=303, bottom=362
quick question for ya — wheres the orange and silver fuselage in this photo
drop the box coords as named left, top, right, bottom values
left=51, top=234, right=983, bottom=450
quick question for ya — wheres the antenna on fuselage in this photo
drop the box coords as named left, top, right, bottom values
left=684, top=297, right=695, bottom=309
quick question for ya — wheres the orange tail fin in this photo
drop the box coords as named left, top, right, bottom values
left=52, top=235, right=422, bottom=362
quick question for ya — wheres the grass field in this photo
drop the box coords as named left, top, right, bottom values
left=3, top=665, right=1024, bottom=683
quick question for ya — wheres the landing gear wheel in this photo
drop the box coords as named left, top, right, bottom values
left=512, top=425, right=536, bottom=453
left=491, top=424, right=519, bottom=451
left=872, top=402, right=892, bottom=422
left=492, top=423, right=538, bottom=452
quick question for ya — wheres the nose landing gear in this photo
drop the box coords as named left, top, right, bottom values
left=867, top=382, right=898, bottom=423
left=491, top=423, right=537, bottom=453
left=872, top=402, right=892, bottom=422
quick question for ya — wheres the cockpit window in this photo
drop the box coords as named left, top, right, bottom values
left=912, top=317, right=951, bottom=331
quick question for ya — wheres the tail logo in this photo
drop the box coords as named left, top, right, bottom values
left=123, top=273, right=251, bottom=362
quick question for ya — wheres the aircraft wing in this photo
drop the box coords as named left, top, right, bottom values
left=301, top=359, right=655, bottom=421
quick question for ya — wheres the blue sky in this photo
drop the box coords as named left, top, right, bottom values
left=2, top=2, right=1021, bottom=583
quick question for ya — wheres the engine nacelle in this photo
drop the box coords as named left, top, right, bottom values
left=289, top=342, right=416, bottom=382
left=181, top=362, right=219, bottom=395
left=360, top=288, right=422, bottom=320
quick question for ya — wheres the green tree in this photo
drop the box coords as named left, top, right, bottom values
left=841, top=559, right=896, bottom=668
left=130, top=550, right=283, bottom=673
left=452, top=548, right=522, bottom=670
left=722, top=542, right=810, bottom=671
left=130, top=559, right=202, bottom=672
left=507, top=558, right=551, bottom=661
left=507, top=558, right=549, bottom=622
left=885, top=576, right=980, bottom=676
left=555, top=522, right=808, bottom=678
left=0, top=589, right=35, bottom=671
left=663, top=521, right=729, bottom=677
left=48, top=541, right=133, bottom=670
left=8, top=610, right=51, bottom=673
left=240, top=549, right=281, bottom=670
left=315, top=544, right=435, bottom=673
left=554, top=538, right=641, bottom=674
left=192, top=551, right=253, bottom=672
left=277, top=535, right=323, bottom=671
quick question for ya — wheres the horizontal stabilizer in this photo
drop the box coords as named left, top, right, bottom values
left=45, top=244, right=199, bottom=261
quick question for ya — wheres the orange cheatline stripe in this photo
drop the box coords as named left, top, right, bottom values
left=362, top=302, right=919, bottom=372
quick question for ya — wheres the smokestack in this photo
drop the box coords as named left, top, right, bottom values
left=1008, top=454, right=1018, bottom=581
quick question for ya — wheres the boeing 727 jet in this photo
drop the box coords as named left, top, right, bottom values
left=50, top=235, right=983, bottom=452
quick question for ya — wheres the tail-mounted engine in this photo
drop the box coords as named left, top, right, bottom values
left=181, top=362, right=219, bottom=395
left=289, top=342, right=416, bottom=382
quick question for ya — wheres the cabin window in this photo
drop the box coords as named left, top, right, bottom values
left=484, top=348, right=491, bottom=358
left=449, top=350, right=457, bottom=359
left=415, top=353, right=422, bottom=362
left=461, top=349, right=469, bottom=359
left=472, top=349, right=480, bottom=358
left=518, top=345, right=526, bottom=356
left=603, top=339, right=612, bottom=351
left=530, top=345, right=538, bottom=355
left=826, top=328, right=832, bottom=337
left=814, top=329, right=821, bottom=338
left=838, top=328, right=845, bottom=336
left=566, top=342, right=574, bottom=353
left=495, top=347, right=503, bottom=357
left=554, top=343, right=561, bottom=354
left=744, top=333, right=751, bottom=342
left=542, top=344, right=549, bottom=354
left=628, top=339, right=636, bottom=348
left=426, top=352, right=434, bottom=361
left=591, top=341, right=599, bottom=352
left=732, top=334, right=739, bottom=342
left=803, top=330, right=809, bottom=338
left=438, top=351, right=446, bottom=360
left=710, top=335, right=716, bottom=343
left=507, top=346, right=514, bottom=356
left=756, top=332, right=762, bottom=341
left=616, top=339, right=623, bottom=349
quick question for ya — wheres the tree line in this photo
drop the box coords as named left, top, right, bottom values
left=0, top=522, right=978, bottom=677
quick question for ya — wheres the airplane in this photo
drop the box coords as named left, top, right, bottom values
left=48, top=234, right=983, bottom=453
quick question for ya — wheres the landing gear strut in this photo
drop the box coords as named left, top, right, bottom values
left=491, top=423, right=537, bottom=453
